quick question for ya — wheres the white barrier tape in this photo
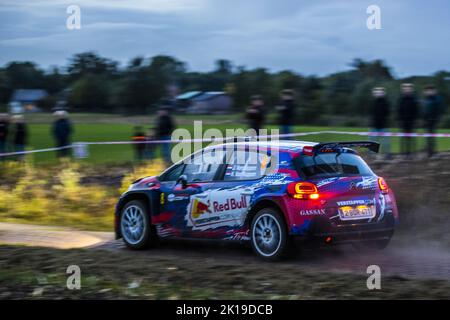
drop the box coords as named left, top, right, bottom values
left=323, top=130, right=450, bottom=138
left=1, top=130, right=449, bottom=157
left=82, top=131, right=327, bottom=145
left=0, top=145, right=72, bottom=157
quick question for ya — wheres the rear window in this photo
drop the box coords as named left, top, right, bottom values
left=294, top=152, right=374, bottom=178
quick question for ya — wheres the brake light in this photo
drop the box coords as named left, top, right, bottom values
left=378, top=177, right=389, bottom=194
left=309, top=193, right=320, bottom=200
left=302, top=146, right=314, bottom=156
left=287, top=182, right=320, bottom=200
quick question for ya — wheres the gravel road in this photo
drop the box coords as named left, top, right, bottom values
left=1, top=222, right=449, bottom=281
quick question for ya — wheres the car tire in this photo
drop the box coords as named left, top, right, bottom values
left=120, top=200, right=156, bottom=250
left=250, top=208, right=288, bottom=261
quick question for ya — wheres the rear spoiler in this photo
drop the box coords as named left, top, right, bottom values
left=312, top=141, right=380, bottom=154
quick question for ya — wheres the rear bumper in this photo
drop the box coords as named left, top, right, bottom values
left=310, top=226, right=394, bottom=244
left=294, top=211, right=396, bottom=245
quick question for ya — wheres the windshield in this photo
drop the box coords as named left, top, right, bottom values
left=294, top=152, right=374, bottom=178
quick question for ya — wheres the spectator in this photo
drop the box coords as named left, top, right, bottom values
left=52, top=110, right=73, bottom=158
left=276, top=89, right=296, bottom=137
left=397, top=83, right=419, bottom=158
left=246, top=95, right=265, bottom=135
left=155, top=105, right=175, bottom=163
left=11, top=115, right=27, bottom=161
left=144, top=127, right=156, bottom=160
left=423, top=85, right=445, bottom=157
left=0, top=113, right=10, bottom=157
left=132, top=126, right=146, bottom=161
left=370, top=87, right=391, bottom=158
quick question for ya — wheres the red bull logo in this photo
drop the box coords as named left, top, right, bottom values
left=213, top=196, right=248, bottom=212
left=191, top=198, right=210, bottom=218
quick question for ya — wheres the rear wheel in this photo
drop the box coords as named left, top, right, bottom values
left=120, top=200, right=156, bottom=250
left=251, top=208, right=288, bottom=261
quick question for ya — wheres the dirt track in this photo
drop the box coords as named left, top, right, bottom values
left=1, top=154, right=449, bottom=298
left=0, top=222, right=112, bottom=249
left=1, top=222, right=449, bottom=281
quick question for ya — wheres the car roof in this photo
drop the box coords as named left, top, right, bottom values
left=207, top=140, right=318, bottom=153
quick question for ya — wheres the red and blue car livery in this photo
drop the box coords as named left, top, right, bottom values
left=115, top=140, right=399, bottom=260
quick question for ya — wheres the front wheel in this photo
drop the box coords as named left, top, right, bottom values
left=250, top=208, right=288, bottom=261
left=120, top=200, right=156, bottom=250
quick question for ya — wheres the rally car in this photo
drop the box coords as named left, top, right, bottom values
left=115, top=140, right=399, bottom=260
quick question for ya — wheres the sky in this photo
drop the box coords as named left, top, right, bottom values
left=0, top=0, right=449, bottom=77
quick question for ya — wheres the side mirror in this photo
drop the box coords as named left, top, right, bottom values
left=177, top=175, right=188, bottom=189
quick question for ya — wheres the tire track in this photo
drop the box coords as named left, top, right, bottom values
left=1, top=222, right=449, bottom=281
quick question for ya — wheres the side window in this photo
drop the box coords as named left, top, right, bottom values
left=183, top=151, right=222, bottom=182
left=223, top=150, right=271, bottom=181
left=159, top=164, right=184, bottom=182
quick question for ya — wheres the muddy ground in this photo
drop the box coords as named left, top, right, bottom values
left=1, top=241, right=450, bottom=299
left=0, top=152, right=449, bottom=299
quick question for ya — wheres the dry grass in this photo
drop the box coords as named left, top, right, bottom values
left=0, top=160, right=164, bottom=231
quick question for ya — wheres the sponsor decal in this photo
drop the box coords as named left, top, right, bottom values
left=377, top=194, right=386, bottom=221
left=251, top=173, right=290, bottom=188
left=167, top=193, right=190, bottom=202
left=356, top=177, right=377, bottom=190
left=213, top=196, right=247, bottom=212
left=186, top=189, right=251, bottom=231
left=191, top=198, right=211, bottom=218
left=316, top=177, right=340, bottom=187
left=225, top=230, right=250, bottom=241
left=225, top=163, right=260, bottom=179
left=299, top=209, right=326, bottom=216
left=337, top=199, right=366, bottom=206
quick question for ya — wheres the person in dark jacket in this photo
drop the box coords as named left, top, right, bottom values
left=422, top=85, right=445, bottom=157
left=276, top=89, right=296, bottom=137
left=132, top=126, right=146, bottom=162
left=246, top=95, right=265, bottom=135
left=52, top=110, right=73, bottom=158
left=144, top=127, right=156, bottom=160
left=397, top=83, right=419, bottom=158
left=370, top=87, right=391, bottom=158
left=155, top=106, right=175, bottom=164
left=0, top=113, right=10, bottom=158
left=11, top=115, right=27, bottom=161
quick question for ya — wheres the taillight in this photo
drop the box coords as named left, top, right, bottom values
left=287, top=182, right=320, bottom=200
left=378, top=177, right=389, bottom=194
left=302, top=146, right=314, bottom=156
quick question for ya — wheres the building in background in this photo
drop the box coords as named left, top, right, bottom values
left=176, top=91, right=233, bottom=114
left=175, top=91, right=202, bottom=112
left=8, top=89, right=48, bottom=114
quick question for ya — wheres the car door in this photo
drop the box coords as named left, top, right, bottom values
left=158, top=151, right=223, bottom=237
left=206, top=149, right=270, bottom=239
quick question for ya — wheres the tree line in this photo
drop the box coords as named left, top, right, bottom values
left=0, top=52, right=449, bottom=127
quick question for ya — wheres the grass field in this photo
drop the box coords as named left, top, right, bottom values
left=4, top=113, right=450, bottom=164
